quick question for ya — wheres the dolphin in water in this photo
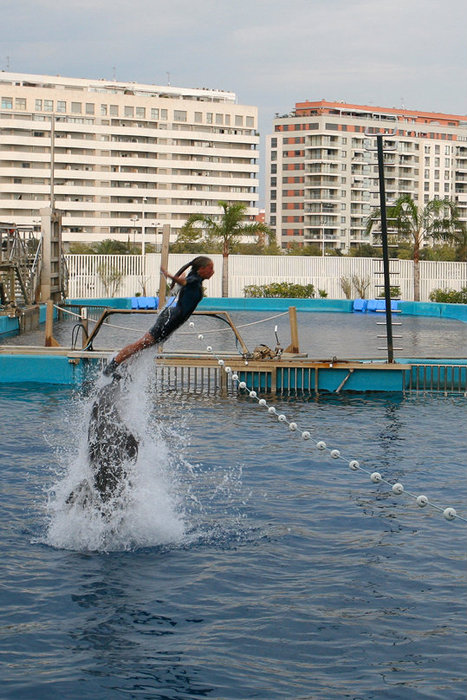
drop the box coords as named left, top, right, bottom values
left=67, top=376, right=138, bottom=508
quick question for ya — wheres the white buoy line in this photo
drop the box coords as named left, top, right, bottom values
left=188, top=320, right=466, bottom=525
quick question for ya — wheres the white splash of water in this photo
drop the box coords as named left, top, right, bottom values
left=44, top=354, right=186, bottom=552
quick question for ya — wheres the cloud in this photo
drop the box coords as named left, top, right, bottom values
left=2, top=0, right=466, bottom=115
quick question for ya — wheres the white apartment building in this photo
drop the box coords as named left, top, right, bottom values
left=0, top=72, right=259, bottom=245
left=265, top=100, right=467, bottom=251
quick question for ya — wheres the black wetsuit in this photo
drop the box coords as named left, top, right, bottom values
left=148, top=269, right=204, bottom=343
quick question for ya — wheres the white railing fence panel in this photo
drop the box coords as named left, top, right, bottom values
left=65, top=254, right=467, bottom=302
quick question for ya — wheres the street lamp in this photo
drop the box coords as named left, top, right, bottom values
left=141, top=197, right=147, bottom=257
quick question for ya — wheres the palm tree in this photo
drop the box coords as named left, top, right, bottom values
left=179, top=201, right=273, bottom=296
left=366, top=194, right=465, bottom=301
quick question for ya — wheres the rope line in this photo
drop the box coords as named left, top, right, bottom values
left=56, top=305, right=289, bottom=338
left=187, top=319, right=466, bottom=525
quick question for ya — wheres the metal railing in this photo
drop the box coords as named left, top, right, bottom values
left=405, top=363, right=467, bottom=395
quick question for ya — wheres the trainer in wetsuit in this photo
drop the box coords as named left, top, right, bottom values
left=103, top=256, right=214, bottom=376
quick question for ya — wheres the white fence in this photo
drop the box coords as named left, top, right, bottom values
left=65, top=253, right=467, bottom=302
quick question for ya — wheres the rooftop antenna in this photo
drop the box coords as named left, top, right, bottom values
left=166, top=72, right=171, bottom=86
left=6, top=55, right=10, bottom=70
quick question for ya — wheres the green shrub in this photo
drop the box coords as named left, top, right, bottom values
left=429, top=287, right=467, bottom=304
left=377, top=286, right=400, bottom=299
left=244, top=282, right=316, bottom=298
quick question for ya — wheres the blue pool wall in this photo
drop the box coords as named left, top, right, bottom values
left=0, top=304, right=53, bottom=339
left=61, top=296, right=467, bottom=322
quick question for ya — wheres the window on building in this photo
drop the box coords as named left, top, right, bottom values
left=435, top=145, right=440, bottom=153
left=85, top=103, right=95, bottom=115
left=136, top=106, right=146, bottom=118
left=124, top=106, right=134, bottom=118
left=235, top=115, right=243, bottom=127
left=160, top=109, right=168, bottom=120
left=246, top=116, right=254, bottom=127
left=270, top=190, right=276, bottom=200
left=100, top=104, right=108, bottom=116
left=194, top=112, right=202, bottom=123
left=215, top=113, right=223, bottom=125
left=271, top=164, right=277, bottom=173
left=206, top=112, right=213, bottom=124
left=15, top=98, right=26, bottom=110
left=1, top=96, right=13, bottom=109
left=56, top=100, right=66, bottom=113
left=174, top=110, right=187, bottom=122
left=44, top=100, right=53, bottom=111
left=434, top=170, right=440, bottom=179
left=110, top=105, right=118, bottom=116
left=71, top=102, right=82, bottom=114
left=270, top=177, right=277, bottom=186
left=150, top=108, right=159, bottom=120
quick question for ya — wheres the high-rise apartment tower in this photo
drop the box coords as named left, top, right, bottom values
left=0, top=72, right=259, bottom=244
left=265, top=100, right=467, bottom=251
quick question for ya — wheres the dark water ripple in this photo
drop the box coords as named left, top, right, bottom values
left=0, top=383, right=466, bottom=699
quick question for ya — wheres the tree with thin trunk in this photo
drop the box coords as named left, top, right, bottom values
left=178, top=201, right=273, bottom=297
left=365, top=194, right=465, bottom=301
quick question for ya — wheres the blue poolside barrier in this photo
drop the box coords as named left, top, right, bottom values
left=353, top=299, right=368, bottom=313
left=130, top=296, right=158, bottom=309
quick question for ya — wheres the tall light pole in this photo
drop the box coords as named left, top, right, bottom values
left=130, top=216, right=138, bottom=246
left=141, top=197, right=147, bottom=256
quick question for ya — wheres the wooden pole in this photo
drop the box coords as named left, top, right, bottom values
left=285, top=306, right=300, bottom=354
left=44, top=299, right=60, bottom=347
left=81, top=306, right=89, bottom=348
left=157, top=224, right=170, bottom=309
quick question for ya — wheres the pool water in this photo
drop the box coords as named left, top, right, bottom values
left=3, top=309, right=467, bottom=359
left=1, top=357, right=466, bottom=699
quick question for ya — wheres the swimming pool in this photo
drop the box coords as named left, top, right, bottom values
left=3, top=308, right=467, bottom=359
left=1, top=364, right=466, bottom=698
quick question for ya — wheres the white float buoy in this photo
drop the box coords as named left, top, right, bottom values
left=443, top=507, right=457, bottom=521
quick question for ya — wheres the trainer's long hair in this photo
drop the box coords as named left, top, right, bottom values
left=169, top=256, right=212, bottom=289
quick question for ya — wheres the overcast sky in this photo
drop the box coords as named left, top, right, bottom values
left=3, top=0, right=467, bottom=203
